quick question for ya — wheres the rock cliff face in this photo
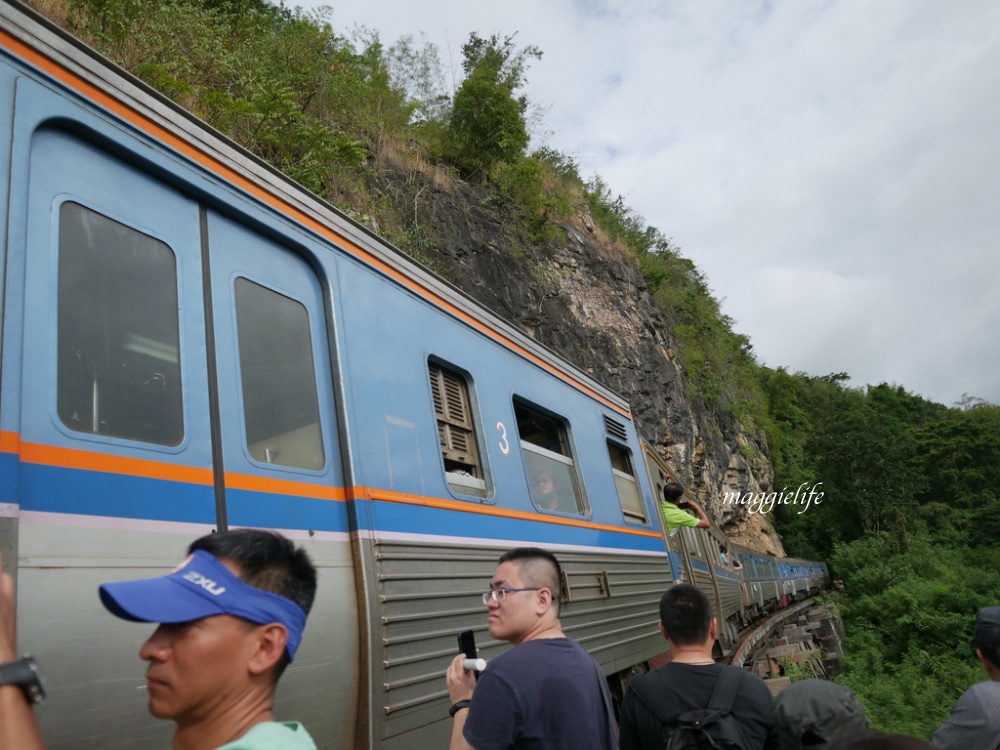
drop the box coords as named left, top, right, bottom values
left=376, top=166, right=786, bottom=556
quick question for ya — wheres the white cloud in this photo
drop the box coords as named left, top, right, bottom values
left=296, top=0, right=1000, bottom=406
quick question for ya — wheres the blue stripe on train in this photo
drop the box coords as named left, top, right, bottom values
left=18, top=462, right=217, bottom=523
left=12, top=463, right=665, bottom=548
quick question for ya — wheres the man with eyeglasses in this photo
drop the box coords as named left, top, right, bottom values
left=444, top=547, right=616, bottom=750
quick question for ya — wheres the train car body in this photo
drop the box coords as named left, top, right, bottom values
left=0, top=3, right=830, bottom=748
left=732, top=542, right=784, bottom=618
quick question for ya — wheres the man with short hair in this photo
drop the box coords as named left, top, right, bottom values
left=444, top=547, right=616, bottom=750
left=932, top=605, right=1000, bottom=750
left=618, top=583, right=773, bottom=750
left=660, top=482, right=710, bottom=531
left=0, top=528, right=318, bottom=750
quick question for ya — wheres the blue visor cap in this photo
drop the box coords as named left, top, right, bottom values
left=99, top=549, right=307, bottom=661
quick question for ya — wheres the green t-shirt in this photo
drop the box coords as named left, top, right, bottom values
left=660, top=501, right=699, bottom=532
left=215, top=722, right=317, bottom=750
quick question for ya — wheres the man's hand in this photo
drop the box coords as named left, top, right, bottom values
left=445, top=653, right=477, bottom=703
left=0, top=551, right=48, bottom=749
left=0, top=552, right=17, bottom=662
left=445, top=654, right=478, bottom=750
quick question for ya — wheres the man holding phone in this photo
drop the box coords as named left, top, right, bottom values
left=444, top=547, right=616, bottom=750
left=660, top=481, right=710, bottom=532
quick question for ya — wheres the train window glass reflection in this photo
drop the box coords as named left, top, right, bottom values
left=428, top=361, right=486, bottom=497
left=608, top=441, right=646, bottom=523
left=514, top=401, right=585, bottom=514
left=234, top=278, right=324, bottom=470
left=57, top=202, right=183, bottom=445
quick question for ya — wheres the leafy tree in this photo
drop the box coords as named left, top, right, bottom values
left=444, top=33, right=541, bottom=179
left=833, top=536, right=1000, bottom=739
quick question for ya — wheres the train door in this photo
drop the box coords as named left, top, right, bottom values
left=12, top=120, right=216, bottom=748
left=204, top=210, right=359, bottom=744
left=8, top=83, right=358, bottom=745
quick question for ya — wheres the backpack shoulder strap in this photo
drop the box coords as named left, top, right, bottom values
left=706, top=666, right=743, bottom=714
left=629, top=672, right=680, bottom=724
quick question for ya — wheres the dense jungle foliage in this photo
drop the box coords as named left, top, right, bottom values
left=34, top=0, right=1000, bottom=740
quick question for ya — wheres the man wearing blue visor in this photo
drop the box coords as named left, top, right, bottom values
left=1, top=528, right=318, bottom=750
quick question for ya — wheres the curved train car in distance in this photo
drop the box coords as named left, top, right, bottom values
left=0, top=3, right=829, bottom=748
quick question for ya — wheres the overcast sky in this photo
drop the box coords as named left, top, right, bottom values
left=292, top=0, right=999, bottom=408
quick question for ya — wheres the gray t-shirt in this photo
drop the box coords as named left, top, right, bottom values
left=933, top=680, right=1000, bottom=750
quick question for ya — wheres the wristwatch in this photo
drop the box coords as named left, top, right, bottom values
left=0, top=655, right=46, bottom=705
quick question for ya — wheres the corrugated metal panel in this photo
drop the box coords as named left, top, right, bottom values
left=372, top=539, right=672, bottom=742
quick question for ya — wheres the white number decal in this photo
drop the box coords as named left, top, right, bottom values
left=497, top=422, right=510, bottom=456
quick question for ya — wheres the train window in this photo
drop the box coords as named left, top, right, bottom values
left=57, top=202, right=183, bottom=445
left=514, top=401, right=586, bottom=514
left=428, top=361, right=486, bottom=497
left=234, top=278, right=324, bottom=470
left=681, top=526, right=701, bottom=555
left=607, top=441, right=646, bottom=523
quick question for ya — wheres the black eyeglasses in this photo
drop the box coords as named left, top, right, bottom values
left=482, top=587, right=540, bottom=604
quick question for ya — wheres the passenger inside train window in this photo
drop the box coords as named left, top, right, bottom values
left=530, top=470, right=577, bottom=514
left=515, top=401, right=586, bottom=514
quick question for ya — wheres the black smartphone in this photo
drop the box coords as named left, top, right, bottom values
left=458, top=629, right=480, bottom=676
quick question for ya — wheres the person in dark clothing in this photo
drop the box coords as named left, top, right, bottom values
left=619, top=583, right=773, bottom=750
left=767, top=678, right=868, bottom=749
left=444, top=547, right=615, bottom=750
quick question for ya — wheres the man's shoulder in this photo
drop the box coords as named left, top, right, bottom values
left=483, top=637, right=599, bottom=692
left=965, top=680, right=1000, bottom=697
left=956, top=679, right=1000, bottom=710
left=659, top=502, right=697, bottom=528
left=640, top=663, right=771, bottom=706
left=493, top=637, right=589, bottom=664
left=214, top=721, right=317, bottom=750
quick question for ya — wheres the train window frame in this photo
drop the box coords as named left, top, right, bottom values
left=607, top=440, right=647, bottom=523
left=681, top=526, right=701, bottom=556
left=56, top=200, right=184, bottom=447
left=514, top=399, right=588, bottom=515
left=428, top=359, right=489, bottom=498
left=233, top=276, right=326, bottom=472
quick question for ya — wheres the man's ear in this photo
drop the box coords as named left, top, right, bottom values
left=247, top=624, right=289, bottom=676
left=535, top=587, right=554, bottom=615
left=658, top=621, right=669, bottom=641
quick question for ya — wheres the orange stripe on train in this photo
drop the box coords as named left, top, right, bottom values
left=368, top=487, right=664, bottom=539
left=18, top=440, right=214, bottom=485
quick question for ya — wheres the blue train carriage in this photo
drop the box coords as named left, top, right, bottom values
left=0, top=3, right=678, bottom=748
left=639, top=444, right=746, bottom=655
left=731, top=542, right=783, bottom=619
left=778, top=558, right=815, bottom=603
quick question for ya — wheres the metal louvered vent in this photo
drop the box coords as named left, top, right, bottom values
left=603, top=414, right=628, bottom=441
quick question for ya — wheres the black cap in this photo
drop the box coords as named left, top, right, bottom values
left=972, top=606, right=1000, bottom=646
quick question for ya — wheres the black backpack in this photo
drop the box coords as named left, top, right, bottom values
left=629, top=665, right=751, bottom=750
